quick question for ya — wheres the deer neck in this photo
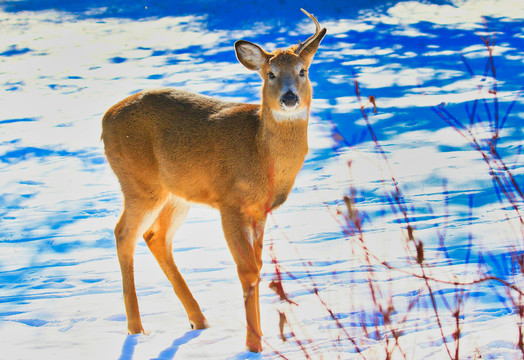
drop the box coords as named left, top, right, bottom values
left=255, top=106, right=309, bottom=208
left=259, top=106, right=309, bottom=155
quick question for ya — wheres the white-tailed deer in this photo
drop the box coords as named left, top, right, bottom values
left=102, top=9, right=326, bottom=353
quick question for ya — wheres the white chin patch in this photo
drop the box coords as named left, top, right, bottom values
left=271, top=107, right=308, bottom=122
left=281, top=103, right=299, bottom=112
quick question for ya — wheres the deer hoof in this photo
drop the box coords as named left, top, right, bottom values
left=246, top=340, right=262, bottom=353
left=189, top=319, right=208, bottom=330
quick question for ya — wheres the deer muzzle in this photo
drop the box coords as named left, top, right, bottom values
left=280, top=90, right=299, bottom=110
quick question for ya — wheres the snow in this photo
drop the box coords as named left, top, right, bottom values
left=1, top=0, right=524, bottom=359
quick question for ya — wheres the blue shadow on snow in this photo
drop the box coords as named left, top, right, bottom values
left=118, top=330, right=204, bottom=360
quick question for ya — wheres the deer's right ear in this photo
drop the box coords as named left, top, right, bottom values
left=235, top=40, right=268, bottom=71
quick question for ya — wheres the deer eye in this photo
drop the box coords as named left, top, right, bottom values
left=268, top=72, right=276, bottom=79
left=299, top=69, right=306, bottom=77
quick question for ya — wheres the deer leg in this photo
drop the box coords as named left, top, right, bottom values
left=115, top=199, right=164, bottom=335
left=143, top=196, right=207, bottom=330
left=220, top=206, right=266, bottom=353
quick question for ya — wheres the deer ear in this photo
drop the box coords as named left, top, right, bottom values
left=299, top=28, right=327, bottom=65
left=235, top=40, right=269, bottom=71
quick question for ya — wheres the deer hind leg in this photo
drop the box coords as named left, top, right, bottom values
left=115, top=195, right=165, bottom=335
left=220, top=206, right=267, bottom=353
left=143, top=196, right=207, bottom=330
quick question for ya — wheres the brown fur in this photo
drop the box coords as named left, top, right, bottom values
left=102, top=12, right=326, bottom=353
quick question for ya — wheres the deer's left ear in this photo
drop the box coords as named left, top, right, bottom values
left=235, top=40, right=269, bottom=71
left=299, top=28, right=327, bottom=65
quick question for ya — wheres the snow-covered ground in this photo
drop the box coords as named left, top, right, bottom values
left=1, top=0, right=523, bottom=359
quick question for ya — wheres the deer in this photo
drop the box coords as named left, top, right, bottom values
left=101, top=9, right=326, bottom=353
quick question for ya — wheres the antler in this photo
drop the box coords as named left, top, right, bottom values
left=295, top=8, right=321, bottom=56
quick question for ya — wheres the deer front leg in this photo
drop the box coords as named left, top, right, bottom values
left=220, top=206, right=266, bottom=353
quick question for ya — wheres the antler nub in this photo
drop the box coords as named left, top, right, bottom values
left=295, top=8, right=321, bottom=55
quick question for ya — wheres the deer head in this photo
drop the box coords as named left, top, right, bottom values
left=235, top=9, right=327, bottom=119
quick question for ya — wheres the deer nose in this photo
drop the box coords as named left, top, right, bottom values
left=280, top=90, right=299, bottom=108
